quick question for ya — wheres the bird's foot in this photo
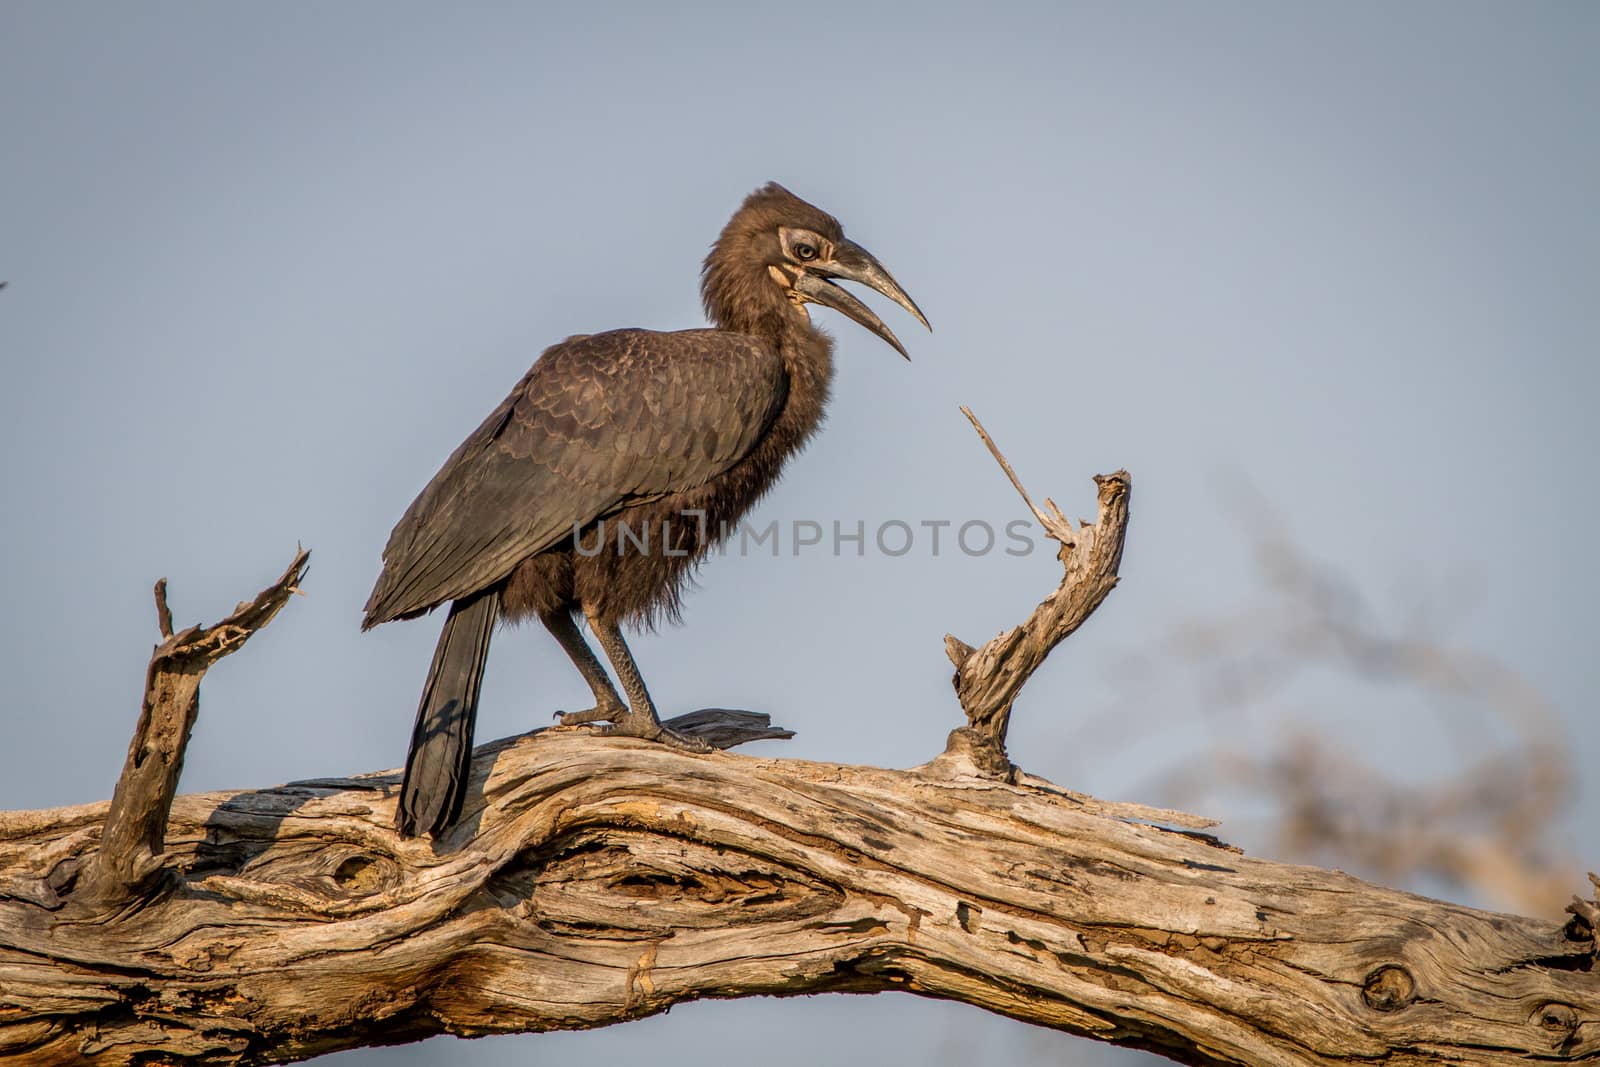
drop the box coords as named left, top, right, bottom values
left=554, top=702, right=626, bottom=727
left=598, top=711, right=713, bottom=753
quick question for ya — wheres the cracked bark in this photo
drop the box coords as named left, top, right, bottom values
left=4, top=731, right=1597, bottom=1065
left=2, top=447, right=1596, bottom=1065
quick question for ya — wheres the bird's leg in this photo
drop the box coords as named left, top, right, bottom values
left=583, top=606, right=711, bottom=752
left=542, top=610, right=628, bottom=726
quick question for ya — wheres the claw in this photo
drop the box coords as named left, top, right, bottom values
left=556, top=704, right=626, bottom=727
left=599, top=714, right=712, bottom=753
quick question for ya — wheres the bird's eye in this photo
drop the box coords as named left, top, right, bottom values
left=793, top=243, right=818, bottom=262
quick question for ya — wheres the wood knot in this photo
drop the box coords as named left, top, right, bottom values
left=1361, top=965, right=1415, bottom=1011
left=333, top=856, right=376, bottom=890
left=1533, top=1002, right=1579, bottom=1046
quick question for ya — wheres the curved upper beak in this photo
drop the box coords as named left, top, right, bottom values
left=792, top=238, right=930, bottom=361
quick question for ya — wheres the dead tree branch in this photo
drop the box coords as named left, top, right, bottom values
left=2, top=730, right=1597, bottom=1065
left=938, top=408, right=1130, bottom=778
left=1, top=433, right=1595, bottom=1065
left=78, top=549, right=310, bottom=905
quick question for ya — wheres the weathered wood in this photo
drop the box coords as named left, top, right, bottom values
left=942, top=432, right=1132, bottom=778
left=3, top=451, right=1594, bottom=1066
left=78, top=550, right=310, bottom=904
left=1, top=733, right=1595, bottom=1065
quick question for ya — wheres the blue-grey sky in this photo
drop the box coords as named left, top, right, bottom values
left=2, top=3, right=1595, bottom=1064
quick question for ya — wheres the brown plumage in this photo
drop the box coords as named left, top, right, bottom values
left=365, top=182, right=927, bottom=838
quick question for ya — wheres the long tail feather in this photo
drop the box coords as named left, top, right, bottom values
left=396, top=587, right=500, bottom=837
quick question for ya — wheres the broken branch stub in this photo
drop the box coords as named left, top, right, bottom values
left=78, top=548, right=310, bottom=904
left=939, top=409, right=1131, bottom=778
left=1566, top=872, right=1600, bottom=955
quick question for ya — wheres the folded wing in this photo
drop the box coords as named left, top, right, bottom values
left=363, top=328, right=787, bottom=626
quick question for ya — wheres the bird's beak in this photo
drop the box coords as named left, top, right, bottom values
left=792, top=239, right=930, bottom=361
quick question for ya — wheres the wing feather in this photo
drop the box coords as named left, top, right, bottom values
left=363, top=329, right=785, bottom=625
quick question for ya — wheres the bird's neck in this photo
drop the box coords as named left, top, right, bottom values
left=774, top=313, right=834, bottom=408
left=705, top=288, right=834, bottom=440
left=721, top=305, right=819, bottom=356
left=702, top=267, right=834, bottom=440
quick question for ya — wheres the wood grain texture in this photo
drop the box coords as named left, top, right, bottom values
left=80, top=550, right=310, bottom=904
left=1, top=728, right=1595, bottom=1065
left=943, top=452, right=1132, bottom=778
left=4, top=459, right=1595, bottom=1066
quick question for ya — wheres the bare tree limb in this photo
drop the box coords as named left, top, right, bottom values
left=939, top=410, right=1131, bottom=778
left=1, top=731, right=1595, bottom=1065
left=77, top=549, right=310, bottom=904
left=3, top=451, right=1595, bottom=1066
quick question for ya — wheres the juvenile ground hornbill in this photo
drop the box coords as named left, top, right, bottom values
left=364, top=182, right=928, bottom=838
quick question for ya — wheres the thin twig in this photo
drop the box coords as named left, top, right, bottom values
left=959, top=405, right=1075, bottom=545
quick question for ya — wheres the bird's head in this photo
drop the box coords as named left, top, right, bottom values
left=701, top=182, right=929, bottom=359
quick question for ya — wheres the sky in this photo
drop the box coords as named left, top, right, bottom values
left=1, top=3, right=1596, bottom=1064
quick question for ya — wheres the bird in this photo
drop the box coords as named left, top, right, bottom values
left=364, top=182, right=928, bottom=838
